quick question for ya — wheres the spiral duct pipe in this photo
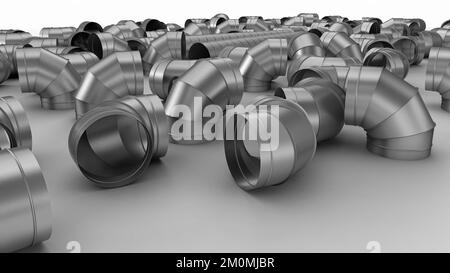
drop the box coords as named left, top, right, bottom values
left=239, top=39, right=288, bottom=92
left=16, top=48, right=81, bottom=110
left=68, top=95, right=168, bottom=188
left=75, top=51, right=143, bottom=118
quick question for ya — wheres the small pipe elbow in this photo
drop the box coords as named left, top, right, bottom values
left=142, top=32, right=185, bottom=75
left=239, top=39, right=288, bottom=92
left=74, top=51, right=144, bottom=118
left=16, top=48, right=81, bottom=110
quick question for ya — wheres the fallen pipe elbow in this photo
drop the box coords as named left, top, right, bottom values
left=74, top=51, right=144, bottom=118
left=16, top=48, right=81, bottom=110
left=239, top=39, right=288, bottom=92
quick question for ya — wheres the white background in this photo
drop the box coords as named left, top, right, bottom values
left=0, top=0, right=449, bottom=35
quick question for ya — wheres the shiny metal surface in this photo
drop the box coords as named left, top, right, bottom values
left=165, top=58, right=243, bottom=144
left=418, top=31, right=443, bottom=58
left=23, top=38, right=58, bottom=48
left=0, top=96, right=32, bottom=150
left=40, top=27, right=76, bottom=40
left=391, top=36, right=424, bottom=65
left=363, top=47, right=409, bottom=78
left=0, top=44, right=21, bottom=78
left=62, top=52, right=99, bottom=75
left=75, top=51, right=143, bottom=118
left=77, top=21, right=103, bottom=33
left=239, top=39, right=288, bottom=92
left=87, top=32, right=130, bottom=59
left=288, top=32, right=326, bottom=60
left=320, top=31, right=363, bottom=62
left=68, top=95, right=167, bottom=188
left=141, top=19, right=167, bottom=32
left=142, top=32, right=185, bottom=74
left=431, top=28, right=450, bottom=48
left=0, top=148, right=52, bottom=253
left=148, top=59, right=197, bottom=100
left=184, top=22, right=210, bottom=35
left=218, top=46, right=248, bottom=65
left=0, top=32, right=32, bottom=45
left=425, top=47, right=450, bottom=112
left=224, top=96, right=316, bottom=190
left=0, top=52, right=11, bottom=83
left=16, top=48, right=81, bottom=110
left=351, top=37, right=393, bottom=55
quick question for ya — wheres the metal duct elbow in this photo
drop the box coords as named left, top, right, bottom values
left=215, top=20, right=242, bottom=34
left=274, top=78, right=345, bottom=142
left=127, top=38, right=155, bottom=57
left=0, top=44, right=21, bottom=78
left=16, top=48, right=81, bottom=110
left=363, top=47, right=409, bottom=79
left=243, top=18, right=269, bottom=32
left=288, top=32, right=326, bottom=60
left=298, top=13, right=319, bottom=27
left=165, top=58, right=244, bottom=144
left=77, top=21, right=103, bottom=33
left=68, top=31, right=91, bottom=50
left=353, top=21, right=381, bottom=34
left=75, top=51, right=144, bottom=118
left=87, top=33, right=130, bottom=59
left=141, top=19, right=167, bottom=31
left=0, top=96, right=32, bottom=149
left=104, top=23, right=145, bottom=40
left=23, top=38, right=59, bottom=48
left=320, top=31, right=363, bottom=62
left=46, top=46, right=83, bottom=55
left=148, top=59, right=197, bottom=100
left=351, top=37, right=393, bottom=55
left=0, top=32, right=32, bottom=45
left=418, top=31, right=442, bottom=58
left=185, top=22, right=210, bottom=35
left=166, top=23, right=183, bottom=32
left=425, top=47, right=450, bottom=112
left=0, top=148, right=52, bottom=252
left=208, top=17, right=227, bottom=32
left=218, top=46, right=248, bottom=65
left=342, top=66, right=435, bottom=160
left=68, top=95, right=168, bottom=188
left=40, top=27, right=76, bottom=40
left=224, top=96, right=316, bottom=190
left=329, top=22, right=354, bottom=35
left=0, top=52, right=11, bottom=83
left=431, top=28, right=450, bottom=48
left=142, top=32, right=185, bottom=75
left=239, top=39, right=288, bottom=92
left=391, top=36, right=425, bottom=65
left=62, top=52, right=99, bottom=76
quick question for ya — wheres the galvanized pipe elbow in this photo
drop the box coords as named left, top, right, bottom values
left=0, top=52, right=11, bottom=83
left=165, top=58, right=244, bottom=144
left=224, top=96, right=316, bottom=190
left=40, top=27, right=76, bottom=40
left=62, top=52, right=99, bottom=76
left=425, top=47, right=450, bottom=112
left=16, top=48, right=81, bottom=110
left=391, top=36, right=425, bottom=65
left=239, top=39, right=288, bottom=92
left=0, top=96, right=32, bottom=150
left=68, top=95, right=168, bottom=188
left=274, top=78, right=345, bottom=142
left=329, top=22, right=354, bottom=35
left=87, top=32, right=130, bottom=59
left=363, top=47, right=409, bottom=79
left=320, top=31, right=363, bottom=62
left=418, top=31, right=442, bottom=58
left=342, top=66, right=435, bottom=160
left=218, top=46, right=248, bottom=65
left=74, top=51, right=144, bottom=118
left=0, top=148, right=52, bottom=252
left=243, top=18, right=270, bottom=32
left=0, top=32, right=32, bottom=45
left=148, top=59, right=197, bottom=100
left=431, top=28, right=450, bottom=48
left=142, top=32, right=185, bottom=75
left=184, top=22, right=210, bottom=35
left=288, top=32, right=326, bottom=60
left=351, top=37, right=393, bottom=55
left=215, top=20, right=242, bottom=34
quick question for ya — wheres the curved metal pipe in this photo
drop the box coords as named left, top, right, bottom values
left=0, top=44, right=22, bottom=78
left=288, top=32, right=325, bottom=60
left=62, top=52, right=99, bottom=76
left=142, top=32, right=185, bottom=74
left=298, top=13, right=319, bottom=26
left=329, top=22, right=353, bottom=35
left=391, top=36, right=424, bottom=65
left=40, top=27, right=76, bottom=40
left=215, top=19, right=242, bottom=34
left=77, top=21, right=103, bottom=33
left=320, top=31, right=363, bottom=62
left=351, top=37, right=393, bottom=55
left=0, top=32, right=32, bottom=45
left=184, top=22, right=210, bottom=35
left=0, top=52, right=11, bottom=83
left=0, top=148, right=52, bottom=252
left=165, top=58, right=244, bottom=144
left=431, top=28, right=450, bottom=48
left=0, top=96, right=32, bottom=149
left=46, top=46, right=84, bottom=55
left=87, top=32, right=130, bottom=59
left=218, top=46, right=248, bottom=65
left=75, top=51, right=143, bottom=118
left=239, top=39, right=288, bottom=92
left=418, top=31, right=442, bottom=58
left=363, top=47, right=409, bottom=79
left=148, top=59, right=197, bottom=100
left=127, top=38, right=154, bottom=57
left=104, top=23, right=146, bottom=40
left=425, top=47, right=450, bottom=112
left=23, top=38, right=58, bottom=48
left=68, top=95, right=167, bottom=188
left=141, top=19, right=167, bottom=31
left=274, top=78, right=345, bottom=142
left=243, top=18, right=269, bottom=32
left=224, top=95, right=316, bottom=190
left=353, top=21, right=380, bottom=34
left=16, top=48, right=81, bottom=110
left=68, top=31, right=91, bottom=50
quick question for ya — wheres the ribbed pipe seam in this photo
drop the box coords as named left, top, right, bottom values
left=0, top=148, right=52, bottom=252
left=0, top=96, right=32, bottom=150
left=320, top=31, right=364, bottom=62
left=239, top=39, right=288, bottom=92
left=425, top=47, right=450, bottom=112
left=148, top=59, right=197, bottom=100
left=74, top=51, right=144, bottom=118
left=224, top=95, right=316, bottom=190
left=363, top=47, right=409, bottom=79
left=16, top=48, right=81, bottom=110
left=68, top=95, right=167, bottom=188
left=165, top=58, right=244, bottom=144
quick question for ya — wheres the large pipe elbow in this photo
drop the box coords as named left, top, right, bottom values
left=142, top=32, right=185, bottom=75
left=74, top=51, right=144, bottom=118
left=342, top=66, right=435, bottom=160
left=320, top=31, right=364, bottom=62
left=288, top=32, right=326, bottom=60
left=425, top=47, right=450, bottom=112
left=0, top=52, right=11, bottom=83
left=239, top=39, right=288, bottom=92
left=16, top=48, right=81, bottom=110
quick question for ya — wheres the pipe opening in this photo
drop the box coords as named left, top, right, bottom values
left=188, top=43, right=210, bottom=59
left=0, top=124, right=16, bottom=149
left=369, top=22, right=381, bottom=34
left=70, top=32, right=91, bottom=49
left=392, top=38, right=416, bottom=62
left=84, top=22, right=103, bottom=32
left=76, top=114, right=152, bottom=185
left=308, top=29, right=323, bottom=38
left=145, top=20, right=167, bottom=31
left=88, top=34, right=104, bottom=59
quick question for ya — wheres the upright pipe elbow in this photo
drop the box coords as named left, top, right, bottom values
left=343, top=66, right=435, bottom=160
left=239, top=39, right=288, bottom=92
left=425, top=47, right=450, bottom=112
left=74, top=51, right=144, bottom=118
left=320, top=31, right=364, bottom=62
left=16, top=48, right=81, bottom=110
left=142, top=32, right=185, bottom=75
left=148, top=59, right=197, bottom=100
